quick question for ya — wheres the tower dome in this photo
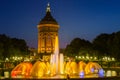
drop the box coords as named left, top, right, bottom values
left=38, top=3, right=58, bottom=25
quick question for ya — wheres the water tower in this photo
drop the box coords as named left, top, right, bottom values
left=37, top=3, right=60, bottom=61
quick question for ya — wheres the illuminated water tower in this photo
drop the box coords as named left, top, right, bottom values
left=37, top=3, right=60, bottom=60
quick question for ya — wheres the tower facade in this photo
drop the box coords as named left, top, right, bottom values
left=37, top=4, right=59, bottom=57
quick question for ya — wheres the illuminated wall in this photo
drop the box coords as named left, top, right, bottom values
left=37, top=24, right=59, bottom=54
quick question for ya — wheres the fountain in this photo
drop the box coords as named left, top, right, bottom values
left=11, top=36, right=105, bottom=78
left=11, top=62, right=32, bottom=77
left=11, top=37, right=118, bottom=79
left=10, top=34, right=118, bottom=79
left=11, top=57, right=104, bottom=78
left=30, top=61, right=51, bottom=77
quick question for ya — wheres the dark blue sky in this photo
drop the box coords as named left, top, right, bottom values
left=0, top=0, right=120, bottom=48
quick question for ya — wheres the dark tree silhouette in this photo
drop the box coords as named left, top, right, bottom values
left=0, top=34, right=29, bottom=60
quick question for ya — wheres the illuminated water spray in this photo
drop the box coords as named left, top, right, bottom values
left=54, top=36, right=59, bottom=74
left=50, top=36, right=60, bottom=74
left=50, top=36, right=64, bottom=75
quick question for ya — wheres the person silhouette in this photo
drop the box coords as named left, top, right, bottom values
left=67, top=74, right=70, bottom=80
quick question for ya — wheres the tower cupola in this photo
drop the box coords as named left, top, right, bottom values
left=38, top=3, right=58, bottom=25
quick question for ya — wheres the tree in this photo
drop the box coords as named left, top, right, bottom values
left=107, top=32, right=120, bottom=60
left=0, top=34, right=29, bottom=60
left=0, top=42, right=4, bottom=60
left=64, top=30, right=120, bottom=61
left=93, top=31, right=120, bottom=60
left=11, top=38, right=29, bottom=56
left=64, top=38, right=92, bottom=57
left=93, top=33, right=110, bottom=55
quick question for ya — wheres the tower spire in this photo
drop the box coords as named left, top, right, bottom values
left=46, top=3, right=51, bottom=12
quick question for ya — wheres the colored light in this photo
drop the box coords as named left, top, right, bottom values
left=79, top=71, right=84, bottom=76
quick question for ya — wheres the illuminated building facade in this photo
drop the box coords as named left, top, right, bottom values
left=37, top=3, right=59, bottom=58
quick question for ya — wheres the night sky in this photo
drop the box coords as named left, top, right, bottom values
left=0, top=0, right=120, bottom=48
